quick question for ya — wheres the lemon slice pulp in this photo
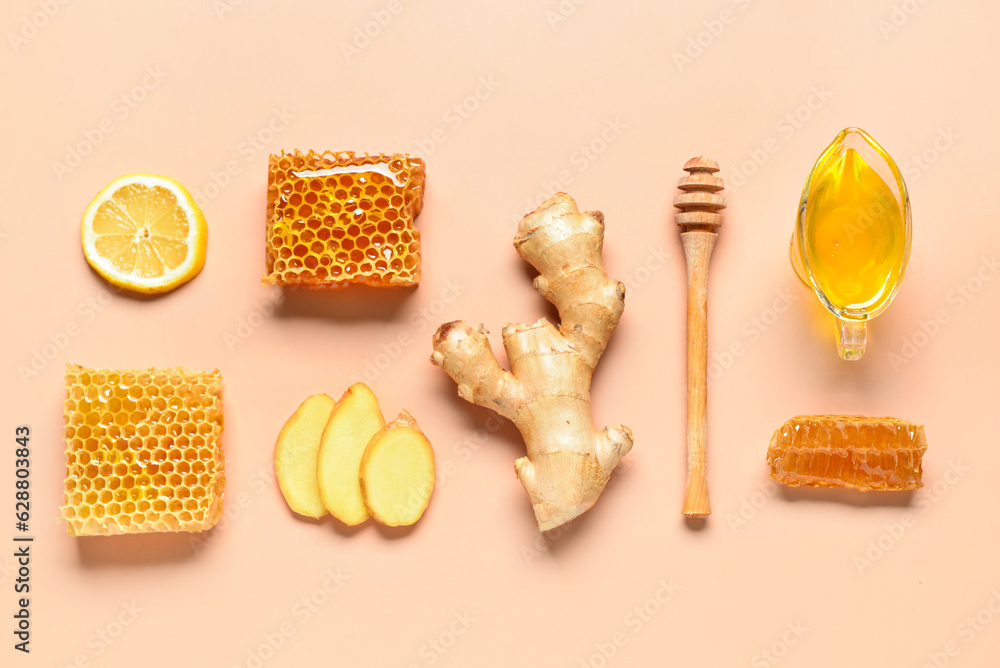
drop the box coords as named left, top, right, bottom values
left=82, top=174, right=207, bottom=294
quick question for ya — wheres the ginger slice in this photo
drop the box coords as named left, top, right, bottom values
left=274, top=394, right=336, bottom=517
left=317, top=383, right=386, bottom=526
left=767, top=415, right=927, bottom=491
left=359, top=411, right=435, bottom=527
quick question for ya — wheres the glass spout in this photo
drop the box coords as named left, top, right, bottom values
left=836, top=319, right=867, bottom=361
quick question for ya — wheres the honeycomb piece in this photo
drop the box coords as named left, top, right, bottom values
left=767, top=415, right=927, bottom=491
left=262, top=150, right=425, bottom=288
left=61, top=364, right=225, bottom=536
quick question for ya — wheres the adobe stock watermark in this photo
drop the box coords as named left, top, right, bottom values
left=188, top=464, right=275, bottom=556
left=17, top=287, right=117, bottom=384
left=56, top=601, right=144, bottom=668
left=210, top=0, right=248, bottom=20
left=8, top=0, right=72, bottom=52
left=350, top=277, right=466, bottom=384
left=887, top=255, right=999, bottom=372
left=340, top=0, right=406, bottom=63
left=854, top=460, right=969, bottom=575
left=51, top=65, right=168, bottom=182
left=224, top=291, right=286, bottom=353
left=827, top=162, right=903, bottom=245
left=233, top=569, right=350, bottom=668
left=726, top=480, right=779, bottom=533
left=727, top=85, right=833, bottom=192
left=750, top=621, right=809, bottom=667
left=406, top=611, right=475, bottom=668
left=820, top=126, right=956, bottom=240
left=192, top=106, right=294, bottom=209
left=578, top=578, right=681, bottom=668
left=434, top=414, right=504, bottom=493
left=708, top=287, right=797, bottom=387
left=510, top=116, right=628, bottom=224
left=919, top=588, right=1000, bottom=668
left=621, top=246, right=670, bottom=297
left=900, top=127, right=958, bottom=183
left=544, top=0, right=592, bottom=30
left=411, top=75, right=501, bottom=160
left=877, top=0, right=930, bottom=40
left=673, top=0, right=753, bottom=72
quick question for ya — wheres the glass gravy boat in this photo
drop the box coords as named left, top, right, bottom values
left=791, top=127, right=911, bottom=360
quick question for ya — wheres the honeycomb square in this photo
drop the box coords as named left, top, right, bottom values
left=61, top=364, right=225, bottom=536
left=262, top=150, right=425, bottom=288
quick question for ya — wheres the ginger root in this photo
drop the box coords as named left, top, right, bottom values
left=431, top=193, right=632, bottom=532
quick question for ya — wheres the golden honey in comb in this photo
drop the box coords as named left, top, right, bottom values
left=767, top=415, right=926, bottom=491
left=62, top=364, right=225, bottom=536
left=262, top=150, right=425, bottom=288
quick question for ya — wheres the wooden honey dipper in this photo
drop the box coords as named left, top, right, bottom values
left=674, top=156, right=726, bottom=518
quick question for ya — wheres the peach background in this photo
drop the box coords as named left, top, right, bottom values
left=3, top=1, right=999, bottom=666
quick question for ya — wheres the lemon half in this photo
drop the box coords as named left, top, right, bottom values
left=82, top=173, right=207, bottom=294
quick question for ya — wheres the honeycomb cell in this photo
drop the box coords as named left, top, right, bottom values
left=262, top=150, right=425, bottom=288
left=61, top=364, right=225, bottom=536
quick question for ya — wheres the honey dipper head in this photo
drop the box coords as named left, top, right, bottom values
left=683, top=156, right=720, bottom=174
left=674, top=156, right=726, bottom=231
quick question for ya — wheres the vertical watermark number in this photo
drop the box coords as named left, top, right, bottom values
left=13, top=425, right=32, bottom=653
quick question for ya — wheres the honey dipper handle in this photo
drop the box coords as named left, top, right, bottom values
left=674, top=156, right=725, bottom=519
left=681, top=231, right=715, bottom=518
